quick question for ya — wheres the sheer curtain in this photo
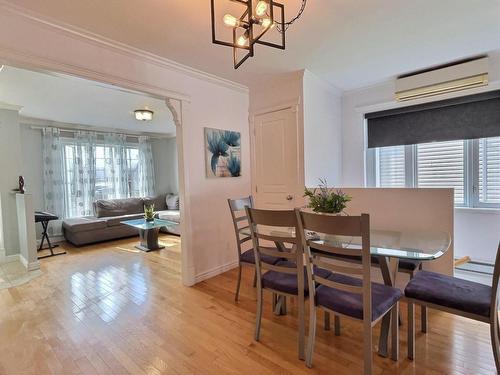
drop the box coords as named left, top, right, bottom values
left=42, top=128, right=65, bottom=218
left=42, top=129, right=157, bottom=218
left=70, top=131, right=97, bottom=217
left=99, top=133, right=130, bottom=200
left=138, top=136, right=156, bottom=197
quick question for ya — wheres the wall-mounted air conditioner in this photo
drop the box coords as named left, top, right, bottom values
left=395, top=57, right=489, bottom=102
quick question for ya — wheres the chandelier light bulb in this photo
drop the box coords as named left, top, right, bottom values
left=223, top=14, right=240, bottom=28
left=237, top=33, right=249, bottom=47
left=261, top=18, right=272, bottom=28
left=255, top=1, right=268, bottom=17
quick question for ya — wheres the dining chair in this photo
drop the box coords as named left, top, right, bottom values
left=321, top=251, right=427, bottom=333
left=228, top=197, right=281, bottom=302
left=245, top=207, right=330, bottom=360
left=296, top=210, right=403, bottom=373
left=406, top=242, right=500, bottom=373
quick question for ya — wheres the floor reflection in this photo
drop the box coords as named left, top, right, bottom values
left=70, top=261, right=149, bottom=323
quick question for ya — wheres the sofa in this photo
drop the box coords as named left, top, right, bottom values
left=62, top=194, right=180, bottom=246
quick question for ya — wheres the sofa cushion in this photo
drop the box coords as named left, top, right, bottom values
left=166, top=194, right=180, bottom=210
left=144, top=194, right=167, bottom=211
left=105, top=213, right=145, bottom=227
left=62, top=217, right=107, bottom=233
left=157, top=210, right=180, bottom=223
left=94, top=198, right=144, bottom=218
left=405, top=271, right=492, bottom=317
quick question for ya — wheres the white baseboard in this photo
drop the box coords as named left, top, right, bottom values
left=194, top=260, right=239, bottom=284
left=0, top=253, right=20, bottom=264
left=19, top=254, right=40, bottom=271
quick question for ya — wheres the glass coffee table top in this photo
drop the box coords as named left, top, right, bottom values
left=121, top=218, right=177, bottom=230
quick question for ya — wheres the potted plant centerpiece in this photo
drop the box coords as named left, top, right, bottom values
left=144, top=204, right=155, bottom=222
left=303, top=178, right=351, bottom=215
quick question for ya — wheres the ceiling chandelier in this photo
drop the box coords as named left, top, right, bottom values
left=210, top=0, right=307, bottom=69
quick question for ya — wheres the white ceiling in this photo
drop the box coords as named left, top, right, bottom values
left=0, top=65, right=176, bottom=134
left=6, top=0, right=500, bottom=91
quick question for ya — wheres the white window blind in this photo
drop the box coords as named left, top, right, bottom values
left=376, top=146, right=406, bottom=187
left=416, top=140, right=465, bottom=205
left=479, top=136, right=500, bottom=205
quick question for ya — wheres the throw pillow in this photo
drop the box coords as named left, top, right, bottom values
left=166, top=194, right=180, bottom=210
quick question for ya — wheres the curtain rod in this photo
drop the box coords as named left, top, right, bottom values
left=27, top=125, right=174, bottom=140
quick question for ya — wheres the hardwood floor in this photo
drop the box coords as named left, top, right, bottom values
left=0, top=235, right=496, bottom=374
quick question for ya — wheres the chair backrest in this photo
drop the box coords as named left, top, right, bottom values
left=245, top=207, right=304, bottom=293
left=490, top=242, right=500, bottom=319
left=295, top=209, right=371, bottom=319
left=228, top=196, right=254, bottom=257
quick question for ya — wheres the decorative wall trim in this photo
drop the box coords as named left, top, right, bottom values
left=0, top=1, right=249, bottom=95
left=194, top=260, right=239, bottom=284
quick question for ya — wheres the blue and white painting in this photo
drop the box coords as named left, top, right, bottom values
left=205, top=127, right=241, bottom=178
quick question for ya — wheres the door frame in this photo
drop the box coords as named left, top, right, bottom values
left=0, top=57, right=196, bottom=286
left=249, top=97, right=305, bottom=208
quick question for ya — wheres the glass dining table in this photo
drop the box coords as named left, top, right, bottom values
left=239, top=225, right=451, bottom=358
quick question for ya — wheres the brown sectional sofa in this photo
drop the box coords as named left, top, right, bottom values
left=62, top=194, right=180, bottom=246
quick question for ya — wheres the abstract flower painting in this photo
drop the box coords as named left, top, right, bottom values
left=205, top=127, right=241, bottom=178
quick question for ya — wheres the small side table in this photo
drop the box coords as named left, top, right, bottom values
left=121, top=218, right=177, bottom=252
left=35, top=211, right=66, bottom=259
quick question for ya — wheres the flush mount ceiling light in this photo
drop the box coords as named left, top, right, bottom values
left=134, top=109, right=154, bottom=121
left=210, top=0, right=307, bottom=69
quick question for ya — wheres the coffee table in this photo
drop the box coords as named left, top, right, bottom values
left=121, top=218, right=177, bottom=252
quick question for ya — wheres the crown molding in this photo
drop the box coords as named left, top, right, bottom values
left=0, top=1, right=249, bottom=95
left=0, top=101, right=23, bottom=111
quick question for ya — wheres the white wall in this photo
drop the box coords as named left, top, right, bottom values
left=0, top=6, right=251, bottom=284
left=0, top=108, right=22, bottom=257
left=303, top=70, right=342, bottom=187
left=152, top=137, right=179, bottom=195
left=340, top=56, right=500, bottom=263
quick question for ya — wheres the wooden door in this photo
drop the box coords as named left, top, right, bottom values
left=252, top=107, right=303, bottom=209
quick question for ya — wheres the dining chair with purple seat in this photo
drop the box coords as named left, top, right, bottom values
left=245, top=207, right=325, bottom=360
left=406, top=242, right=500, bottom=373
left=296, top=210, right=403, bottom=374
left=228, top=197, right=282, bottom=302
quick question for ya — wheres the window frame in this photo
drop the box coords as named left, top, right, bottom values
left=60, top=136, right=144, bottom=218
left=366, top=138, right=500, bottom=209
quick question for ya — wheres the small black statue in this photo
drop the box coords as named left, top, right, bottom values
left=18, top=176, right=25, bottom=194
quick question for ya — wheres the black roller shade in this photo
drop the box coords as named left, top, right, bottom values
left=366, top=90, right=500, bottom=148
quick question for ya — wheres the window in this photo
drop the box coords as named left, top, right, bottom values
left=367, top=136, right=500, bottom=209
left=416, top=140, right=465, bottom=205
left=61, top=139, right=147, bottom=218
left=478, top=136, right=500, bottom=206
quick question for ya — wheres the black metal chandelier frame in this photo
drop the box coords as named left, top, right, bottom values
left=210, top=0, right=285, bottom=69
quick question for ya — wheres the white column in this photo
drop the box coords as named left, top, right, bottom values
left=16, top=193, right=39, bottom=271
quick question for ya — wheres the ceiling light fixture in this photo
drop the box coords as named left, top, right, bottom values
left=0, top=65, right=4, bottom=73
left=134, top=109, right=154, bottom=121
left=210, top=0, right=307, bottom=69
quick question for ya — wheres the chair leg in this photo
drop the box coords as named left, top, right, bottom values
left=305, top=307, right=317, bottom=368
left=391, top=302, right=399, bottom=361
left=407, top=302, right=415, bottom=360
left=363, top=316, right=372, bottom=375
left=298, top=293, right=305, bottom=360
left=421, top=306, right=428, bottom=333
left=324, top=311, right=330, bottom=331
left=255, top=287, right=263, bottom=341
left=235, top=265, right=242, bottom=302
left=490, top=312, right=500, bottom=374
left=334, top=315, right=341, bottom=336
